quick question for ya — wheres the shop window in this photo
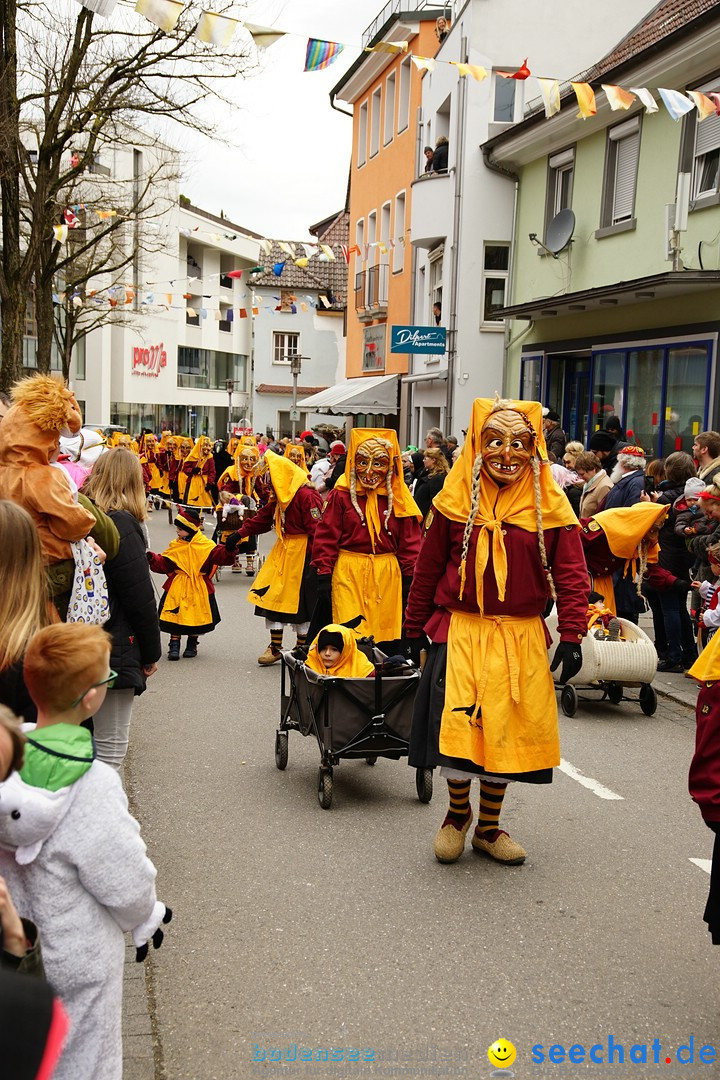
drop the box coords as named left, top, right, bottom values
left=482, top=244, right=509, bottom=323
left=599, top=117, right=641, bottom=232
left=273, top=331, right=299, bottom=364
left=665, top=343, right=711, bottom=454
left=520, top=356, right=542, bottom=400
left=591, top=352, right=625, bottom=433
left=625, top=347, right=664, bottom=457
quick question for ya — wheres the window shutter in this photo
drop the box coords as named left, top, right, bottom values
left=695, top=112, right=720, bottom=157
left=613, top=132, right=639, bottom=223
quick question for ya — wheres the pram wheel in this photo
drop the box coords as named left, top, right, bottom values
left=365, top=755, right=377, bottom=766
left=639, top=684, right=657, bottom=716
left=415, top=768, right=433, bottom=804
left=606, top=682, right=623, bottom=705
left=560, top=684, right=578, bottom=717
left=317, top=767, right=333, bottom=810
left=275, top=731, right=289, bottom=770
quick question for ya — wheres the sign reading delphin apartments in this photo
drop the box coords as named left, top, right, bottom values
left=390, top=325, right=447, bottom=354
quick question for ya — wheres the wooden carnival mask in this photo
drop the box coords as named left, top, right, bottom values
left=180, top=438, right=193, bottom=459
left=238, top=445, right=259, bottom=475
left=354, top=437, right=392, bottom=491
left=480, top=409, right=534, bottom=485
left=286, top=445, right=306, bottom=469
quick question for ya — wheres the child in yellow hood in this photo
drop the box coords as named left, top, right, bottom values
left=147, top=508, right=238, bottom=660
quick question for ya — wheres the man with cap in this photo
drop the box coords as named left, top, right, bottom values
left=542, top=410, right=566, bottom=462
left=323, top=441, right=347, bottom=494
left=588, top=429, right=622, bottom=479
left=602, top=445, right=647, bottom=509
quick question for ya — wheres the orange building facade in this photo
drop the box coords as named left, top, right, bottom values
left=331, top=7, right=446, bottom=422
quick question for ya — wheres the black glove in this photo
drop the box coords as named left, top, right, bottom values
left=550, top=641, right=583, bottom=683
left=316, top=575, right=332, bottom=600
left=673, top=579, right=691, bottom=594
left=192, top=466, right=201, bottom=475
left=135, top=906, right=173, bottom=963
left=404, top=633, right=428, bottom=668
left=225, top=531, right=241, bottom=553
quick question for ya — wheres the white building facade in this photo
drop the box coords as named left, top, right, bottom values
left=408, top=0, right=658, bottom=442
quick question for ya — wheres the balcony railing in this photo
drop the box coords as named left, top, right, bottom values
left=362, top=0, right=441, bottom=47
left=354, top=263, right=389, bottom=312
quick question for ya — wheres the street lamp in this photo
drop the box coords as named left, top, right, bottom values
left=288, top=354, right=307, bottom=440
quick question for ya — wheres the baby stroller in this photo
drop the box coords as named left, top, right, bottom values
left=277, top=646, right=433, bottom=809
left=546, top=612, right=658, bottom=717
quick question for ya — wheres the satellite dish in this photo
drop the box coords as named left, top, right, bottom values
left=545, top=209, right=576, bottom=254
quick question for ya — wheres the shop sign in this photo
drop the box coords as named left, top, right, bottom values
left=132, top=343, right=167, bottom=378
left=390, top=325, right=446, bottom=354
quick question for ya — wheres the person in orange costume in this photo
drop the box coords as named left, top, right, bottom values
left=179, top=437, right=215, bottom=510
left=405, top=397, right=588, bottom=866
left=311, top=428, right=422, bottom=650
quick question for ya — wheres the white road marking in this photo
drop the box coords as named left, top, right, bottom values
left=689, top=858, right=712, bottom=874
left=558, top=758, right=624, bottom=800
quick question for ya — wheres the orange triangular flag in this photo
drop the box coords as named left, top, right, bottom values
left=497, top=58, right=530, bottom=80
left=688, top=91, right=718, bottom=120
left=602, top=85, right=636, bottom=111
left=572, top=82, right=597, bottom=118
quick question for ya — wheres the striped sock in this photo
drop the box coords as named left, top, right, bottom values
left=270, top=629, right=283, bottom=651
left=442, top=779, right=472, bottom=829
left=475, top=781, right=507, bottom=842
left=295, top=632, right=307, bottom=647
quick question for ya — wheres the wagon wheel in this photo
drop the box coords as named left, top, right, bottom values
left=274, top=731, right=288, bottom=770
left=365, top=755, right=378, bottom=766
left=560, top=684, right=578, bottom=717
left=416, top=768, right=433, bottom=804
left=606, top=682, right=623, bottom=705
left=317, top=767, right=333, bottom=809
left=639, top=684, right=658, bottom=716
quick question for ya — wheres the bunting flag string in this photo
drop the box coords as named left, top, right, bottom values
left=304, top=38, right=344, bottom=72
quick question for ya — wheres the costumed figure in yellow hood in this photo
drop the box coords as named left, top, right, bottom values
left=0, top=374, right=119, bottom=617
left=157, top=432, right=179, bottom=508
left=147, top=506, right=240, bottom=660
left=217, top=436, right=267, bottom=575
left=139, top=432, right=163, bottom=509
left=305, top=623, right=375, bottom=678
left=284, top=442, right=310, bottom=476
left=580, top=501, right=687, bottom=624
left=234, top=450, right=323, bottom=665
left=311, top=429, right=423, bottom=649
left=179, top=436, right=215, bottom=510
left=405, top=397, right=590, bottom=865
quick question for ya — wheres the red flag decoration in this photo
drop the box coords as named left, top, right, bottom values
left=64, top=208, right=79, bottom=228
left=226, top=269, right=243, bottom=278
left=498, top=58, right=531, bottom=80
left=239, top=308, right=248, bottom=319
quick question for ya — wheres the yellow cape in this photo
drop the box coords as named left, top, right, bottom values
left=160, top=533, right=216, bottom=627
left=592, top=503, right=667, bottom=562
left=305, top=624, right=375, bottom=678
left=689, top=630, right=720, bottom=682
left=432, top=398, right=577, bottom=606
left=335, top=427, right=421, bottom=550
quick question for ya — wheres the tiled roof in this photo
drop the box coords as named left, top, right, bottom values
left=249, top=211, right=350, bottom=307
left=577, top=0, right=720, bottom=83
left=255, top=384, right=330, bottom=396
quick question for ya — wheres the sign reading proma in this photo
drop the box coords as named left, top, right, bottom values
left=390, top=325, right=447, bottom=354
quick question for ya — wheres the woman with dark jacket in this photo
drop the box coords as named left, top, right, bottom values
left=650, top=451, right=698, bottom=671
left=413, top=447, right=449, bottom=521
left=81, top=449, right=161, bottom=771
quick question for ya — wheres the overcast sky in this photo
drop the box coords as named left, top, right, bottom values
left=175, top=0, right=381, bottom=242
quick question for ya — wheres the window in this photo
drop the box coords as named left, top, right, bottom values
left=370, top=87, right=382, bottom=157
left=357, top=101, right=368, bottom=167
left=384, top=71, right=396, bottom=145
left=591, top=351, right=625, bottom=431
left=380, top=202, right=391, bottom=272
left=367, top=210, right=377, bottom=262
left=520, top=356, right=542, bottom=400
left=219, top=308, right=232, bottom=332
left=428, top=248, right=443, bottom=320
left=546, top=148, right=574, bottom=228
left=693, top=111, right=720, bottom=200
left=493, top=74, right=516, bottom=122
left=177, top=348, right=246, bottom=390
left=599, top=117, right=640, bottom=230
left=481, top=244, right=509, bottom=323
left=393, top=192, right=406, bottom=273
left=398, top=57, right=411, bottom=132
left=273, top=331, right=299, bottom=364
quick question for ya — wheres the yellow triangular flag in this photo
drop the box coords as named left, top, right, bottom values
left=244, top=22, right=286, bottom=49
left=135, top=0, right=183, bottom=32
left=537, top=78, right=561, bottom=118
left=294, top=257, right=309, bottom=269
left=278, top=242, right=295, bottom=257
left=195, top=11, right=237, bottom=46
left=365, top=40, right=408, bottom=55
left=688, top=90, right=718, bottom=121
left=53, top=224, right=68, bottom=243
left=601, top=84, right=636, bottom=111
left=320, top=244, right=336, bottom=261
left=411, top=56, right=436, bottom=73
left=571, top=82, right=597, bottom=119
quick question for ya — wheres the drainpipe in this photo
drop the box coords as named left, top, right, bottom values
left=482, top=146, right=520, bottom=396
left=330, top=90, right=354, bottom=118
left=445, top=34, right=468, bottom=436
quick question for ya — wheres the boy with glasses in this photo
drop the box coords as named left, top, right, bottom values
left=0, top=622, right=169, bottom=1080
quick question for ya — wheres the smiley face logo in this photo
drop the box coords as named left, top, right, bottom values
left=488, top=1039, right=516, bottom=1069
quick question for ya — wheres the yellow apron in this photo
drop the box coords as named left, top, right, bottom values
left=439, top=610, right=559, bottom=774
left=161, top=536, right=215, bottom=628
left=146, top=459, right=162, bottom=491
left=332, top=549, right=402, bottom=643
left=248, top=534, right=307, bottom=615
left=181, top=470, right=214, bottom=508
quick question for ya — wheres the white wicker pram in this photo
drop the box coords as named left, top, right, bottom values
left=546, top=612, right=658, bottom=717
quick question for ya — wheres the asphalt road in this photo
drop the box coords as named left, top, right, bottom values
left=127, top=513, right=718, bottom=1080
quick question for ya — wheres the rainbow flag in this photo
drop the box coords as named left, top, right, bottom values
left=304, top=38, right=344, bottom=71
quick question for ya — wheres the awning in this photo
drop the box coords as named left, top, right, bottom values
left=301, top=374, right=399, bottom=415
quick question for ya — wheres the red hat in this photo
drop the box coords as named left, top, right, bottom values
left=174, top=507, right=202, bottom=533
left=619, top=445, right=645, bottom=458
left=300, top=430, right=313, bottom=440
left=330, top=440, right=345, bottom=453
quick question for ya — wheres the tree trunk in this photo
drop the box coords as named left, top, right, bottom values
left=0, top=0, right=22, bottom=390
left=34, top=269, right=54, bottom=374
left=0, top=287, right=24, bottom=390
